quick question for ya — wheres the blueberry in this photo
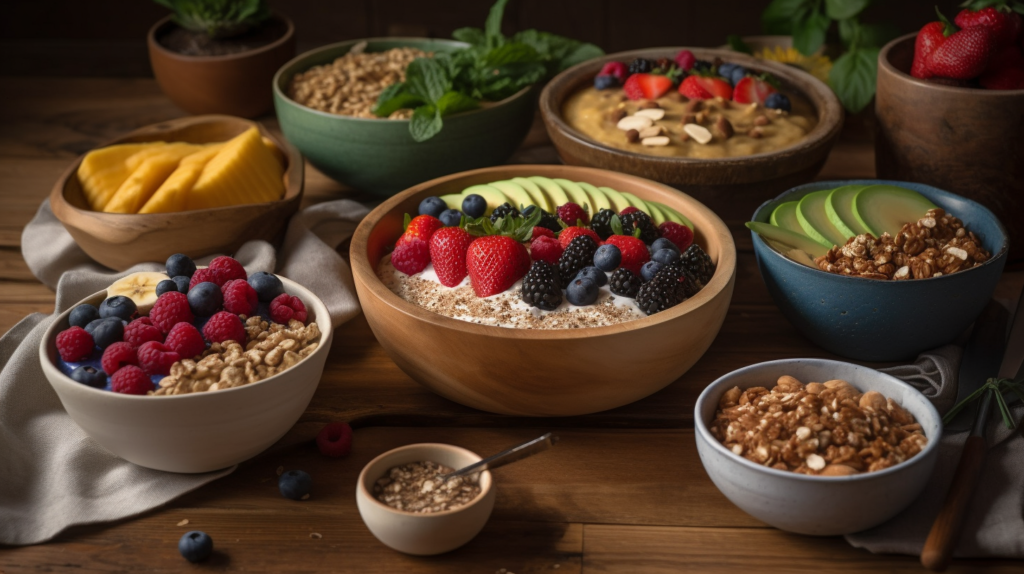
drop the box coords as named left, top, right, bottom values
left=729, top=66, right=748, bottom=87
left=765, top=92, right=791, bottom=112
left=418, top=196, right=447, bottom=219
left=566, top=278, right=599, bottom=306
left=69, top=304, right=99, bottom=329
left=171, top=275, right=191, bottom=294
left=593, top=244, right=622, bottom=272
left=248, top=271, right=284, bottom=302
left=577, top=266, right=608, bottom=287
left=187, top=282, right=223, bottom=317
left=641, top=261, right=663, bottom=282
left=156, top=279, right=179, bottom=298
left=98, top=296, right=136, bottom=321
left=178, top=531, right=213, bottom=563
left=461, top=194, right=487, bottom=218
left=718, top=63, right=737, bottom=82
left=651, top=238, right=680, bottom=255
left=70, top=366, right=107, bottom=387
left=652, top=248, right=680, bottom=265
left=85, top=317, right=124, bottom=349
left=166, top=253, right=197, bottom=279
left=594, top=74, right=618, bottom=90
left=439, top=209, right=463, bottom=227
left=279, top=469, right=312, bottom=500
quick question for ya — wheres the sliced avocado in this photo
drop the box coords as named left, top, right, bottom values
left=488, top=180, right=534, bottom=211
left=552, top=178, right=594, bottom=213
left=440, top=194, right=464, bottom=212
left=769, top=201, right=805, bottom=236
left=528, top=176, right=570, bottom=208
left=652, top=201, right=694, bottom=230
left=764, top=238, right=817, bottom=268
left=620, top=191, right=650, bottom=212
left=461, top=184, right=508, bottom=214
left=577, top=182, right=612, bottom=212
left=598, top=186, right=632, bottom=213
left=746, top=221, right=830, bottom=259
left=510, top=177, right=552, bottom=212
left=797, top=190, right=848, bottom=248
left=826, top=185, right=869, bottom=238
left=643, top=200, right=668, bottom=225
left=853, top=184, right=938, bottom=238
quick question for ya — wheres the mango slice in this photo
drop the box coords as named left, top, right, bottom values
left=138, top=144, right=224, bottom=214
left=102, top=143, right=204, bottom=214
left=77, top=143, right=166, bottom=210
left=186, top=127, right=285, bottom=211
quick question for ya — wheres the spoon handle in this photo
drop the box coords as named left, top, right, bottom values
left=441, top=433, right=557, bottom=481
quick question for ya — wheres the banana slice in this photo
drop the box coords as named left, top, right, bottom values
left=107, top=271, right=170, bottom=314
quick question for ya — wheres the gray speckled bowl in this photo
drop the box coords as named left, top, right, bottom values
left=751, top=179, right=1008, bottom=362
left=694, top=358, right=941, bottom=535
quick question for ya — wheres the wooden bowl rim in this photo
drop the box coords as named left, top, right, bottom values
left=879, top=33, right=1024, bottom=96
left=350, top=164, right=737, bottom=340
left=539, top=46, right=845, bottom=168
left=49, top=114, right=303, bottom=222
left=147, top=12, right=296, bottom=63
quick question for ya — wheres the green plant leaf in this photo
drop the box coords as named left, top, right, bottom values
left=558, top=43, right=605, bottom=70
left=409, top=105, right=443, bottom=142
left=373, top=83, right=426, bottom=117
left=857, top=21, right=901, bottom=48
left=405, top=58, right=451, bottom=103
left=485, top=0, right=510, bottom=47
left=793, top=3, right=831, bottom=55
left=452, top=27, right=486, bottom=46
left=727, top=34, right=754, bottom=54
left=825, top=0, right=870, bottom=20
left=435, top=91, right=479, bottom=115
left=484, top=42, right=541, bottom=66
left=828, top=46, right=878, bottom=114
left=762, top=0, right=813, bottom=35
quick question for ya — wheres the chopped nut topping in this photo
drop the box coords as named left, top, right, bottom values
left=373, top=461, right=482, bottom=513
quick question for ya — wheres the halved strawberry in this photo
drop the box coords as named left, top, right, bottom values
left=623, top=73, right=674, bottom=101
left=397, top=214, right=444, bottom=247
left=428, top=227, right=474, bottom=287
left=466, top=236, right=531, bottom=297
left=679, top=75, right=733, bottom=100
left=733, top=76, right=777, bottom=104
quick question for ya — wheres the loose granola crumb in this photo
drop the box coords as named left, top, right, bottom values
left=177, top=519, right=189, bottom=527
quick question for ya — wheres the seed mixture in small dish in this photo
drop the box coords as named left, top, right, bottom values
left=373, top=460, right=482, bottom=514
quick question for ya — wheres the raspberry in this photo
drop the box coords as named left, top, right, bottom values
left=556, top=202, right=589, bottom=225
left=530, top=235, right=564, bottom=265
left=136, top=341, right=181, bottom=376
left=221, top=279, right=258, bottom=316
left=202, top=311, right=246, bottom=344
left=165, top=322, right=206, bottom=359
left=110, top=365, right=152, bottom=395
left=150, top=292, right=194, bottom=333
left=189, top=267, right=228, bottom=290
left=316, top=422, right=353, bottom=458
left=619, top=206, right=640, bottom=215
left=269, top=294, right=308, bottom=324
left=532, top=227, right=556, bottom=240
left=208, top=256, right=247, bottom=282
left=558, top=226, right=602, bottom=249
left=56, top=326, right=95, bottom=362
left=391, top=238, right=430, bottom=275
left=658, top=222, right=694, bottom=252
left=124, top=317, right=163, bottom=348
left=101, top=342, right=137, bottom=375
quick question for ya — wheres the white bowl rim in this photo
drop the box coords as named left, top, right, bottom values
left=357, top=442, right=493, bottom=517
left=693, top=357, right=942, bottom=482
left=40, top=274, right=332, bottom=402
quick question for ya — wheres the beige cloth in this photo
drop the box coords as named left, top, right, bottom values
left=0, top=199, right=369, bottom=545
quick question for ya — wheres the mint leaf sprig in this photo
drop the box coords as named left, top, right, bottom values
left=943, top=376, right=1024, bottom=429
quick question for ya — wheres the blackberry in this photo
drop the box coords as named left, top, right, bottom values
left=520, top=261, right=562, bottom=311
left=692, top=59, right=713, bottom=73
left=557, top=235, right=598, bottom=288
left=677, top=244, right=714, bottom=285
left=590, top=208, right=617, bottom=239
left=490, top=202, right=520, bottom=223
left=609, top=268, right=641, bottom=298
left=628, top=58, right=654, bottom=75
left=619, top=211, right=660, bottom=244
left=523, top=205, right=562, bottom=233
left=635, top=266, right=688, bottom=316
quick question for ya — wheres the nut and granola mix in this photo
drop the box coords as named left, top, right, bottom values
left=710, top=375, right=928, bottom=476
left=287, top=45, right=429, bottom=119
left=373, top=460, right=482, bottom=514
left=814, top=208, right=991, bottom=280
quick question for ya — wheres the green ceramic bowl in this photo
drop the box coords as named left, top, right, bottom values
left=273, top=38, right=538, bottom=196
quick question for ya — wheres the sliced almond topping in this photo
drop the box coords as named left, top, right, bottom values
left=616, top=115, right=653, bottom=131
left=641, top=136, right=670, bottom=147
left=638, top=126, right=662, bottom=138
left=635, top=108, right=665, bottom=120
left=682, top=123, right=712, bottom=145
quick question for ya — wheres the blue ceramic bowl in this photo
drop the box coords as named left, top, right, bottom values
left=751, top=180, right=1008, bottom=361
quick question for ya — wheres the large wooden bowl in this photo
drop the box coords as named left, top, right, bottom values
left=50, top=115, right=303, bottom=271
left=539, top=48, right=844, bottom=223
left=350, top=165, right=737, bottom=416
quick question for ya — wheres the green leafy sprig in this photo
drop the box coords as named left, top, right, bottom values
left=942, top=376, right=1024, bottom=429
left=465, top=205, right=542, bottom=242
left=153, top=0, right=269, bottom=39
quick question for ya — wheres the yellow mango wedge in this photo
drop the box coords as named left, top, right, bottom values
left=262, top=136, right=285, bottom=168
left=77, top=142, right=166, bottom=210
left=138, top=144, right=224, bottom=214
left=102, top=143, right=204, bottom=214
left=186, top=127, right=285, bottom=211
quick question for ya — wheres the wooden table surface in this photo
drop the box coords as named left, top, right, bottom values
left=1, top=77, right=1021, bottom=573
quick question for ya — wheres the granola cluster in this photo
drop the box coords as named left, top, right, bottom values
left=373, top=461, right=482, bottom=514
left=710, top=376, right=928, bottom=476
left=814, top=208, right=990, bottom=280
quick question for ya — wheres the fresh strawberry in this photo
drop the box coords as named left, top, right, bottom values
left=428, top=226, right=474, bottom=287
left=956, top=6, right=1023, bottom=48
left=927, top=25, right=997, bottom=79
left=679, top=75, right=733, bottom=100
left=622, top=73, right=674, bottom=100
left=556, top=202, right=589, bottom=225
left=733, top=76, right=777, bottom=104
left=396, top=214, right=444, bottom=248
left=465, top=236, right=531, bottom=298
left=912, top=22, right=948, bottom=79
left=558, top=226, right=602, bottom=249
left=980, top=45, right=1024, bottom=88
left=658, top=222, right=694, bottom=252
left=599, top=61, right=628, bottom=82
left=530, top=235, right=564, bottom=265
left=603, top=235, right=650, bottom=275
left=532, top=227, right=556, bottom=240
left=674, top=49, right=696, bottom=71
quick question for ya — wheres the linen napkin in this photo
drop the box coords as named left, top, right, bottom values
left=0, top=198, right=369, bottom=546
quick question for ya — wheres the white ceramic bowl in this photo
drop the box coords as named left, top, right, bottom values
left=39, top=276, right=333, bottom=473
left=356, top=443, right=495, bottom=555
left=694, top=358, right=941, bottom=535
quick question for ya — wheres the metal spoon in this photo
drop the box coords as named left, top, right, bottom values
left=437, top=433, right=558, bottom=483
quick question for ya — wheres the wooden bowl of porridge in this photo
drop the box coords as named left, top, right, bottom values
left=350, top=165, right=737, bottom=417
left=539, top=48, right=844, bottom=223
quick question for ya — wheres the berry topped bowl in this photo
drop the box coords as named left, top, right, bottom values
left=539, top=48, right=843, bottom=222
left=39, top=254, right=333, bottom=473
left=351, top=165, right=736, bottom=417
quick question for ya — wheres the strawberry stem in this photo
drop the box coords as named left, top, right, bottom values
left=935, top=6, right=959, bottom=37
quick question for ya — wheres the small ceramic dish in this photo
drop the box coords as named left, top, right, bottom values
left=39, top=276, right=332, bottom=473
left=356, top=443, right=495, bottom=555
left=750, top=179, right=1008, bottom=361
left=49, top=114, right=304, bottom=271
left=694, top=358, right=941, bottom=535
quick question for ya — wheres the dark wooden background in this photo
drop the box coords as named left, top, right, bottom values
left=2, top=0, right=967, bottom=77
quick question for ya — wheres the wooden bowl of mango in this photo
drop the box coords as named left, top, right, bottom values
left=50, top=115, right=303, bottom=271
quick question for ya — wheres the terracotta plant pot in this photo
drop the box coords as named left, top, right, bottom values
left=148, top=13, right=296, bottom=118
left=876, top=33, right=1024, bottom=262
